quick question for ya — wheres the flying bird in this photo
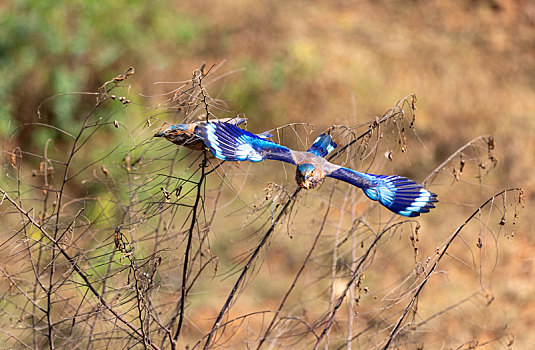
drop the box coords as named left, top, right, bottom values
left=154, top=117, right=272, bottom=150
left=197, top=122, right=437, bottom=217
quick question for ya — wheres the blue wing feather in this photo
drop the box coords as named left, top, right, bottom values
left=328, top=167, right=437, bottom=217
left=197, top=122, right=297, bottom=165
left=307, top=134, right=337, bottom=158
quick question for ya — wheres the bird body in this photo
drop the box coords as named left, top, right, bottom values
left=197, top=121, right=437, bottom=217
left=295, top=157, right=328, bottom=189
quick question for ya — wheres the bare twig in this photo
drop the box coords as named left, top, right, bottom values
left=381, top=188, right=523, bottom=349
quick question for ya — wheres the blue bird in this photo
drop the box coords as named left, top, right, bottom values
left=197, top=122, right=437, bottom=217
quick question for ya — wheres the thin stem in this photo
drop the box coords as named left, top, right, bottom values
left=172, top=151, right=208, bottom=347
left=0, top=188, right=162, bottom=350
left=256, top=188, right=335, bottom=349
left=381, top=188, right=522, bottom=349
left=201, top=187, right=302, bottom=350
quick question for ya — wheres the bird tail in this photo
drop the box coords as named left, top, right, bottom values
left=363, top=175, right=437, bottom=217
left=306, top=134, right=337, bottom=157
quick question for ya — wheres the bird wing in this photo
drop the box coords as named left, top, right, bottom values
left=197, top=122, right=297, bottom=165
left=328, top=167, right=437, bottom=217
left=306, top=134, right=337, bottom=158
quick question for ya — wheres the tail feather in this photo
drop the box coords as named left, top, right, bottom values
left=363, top=175, right=437, bottom=217
left=307, top=134, right=337, bottom=157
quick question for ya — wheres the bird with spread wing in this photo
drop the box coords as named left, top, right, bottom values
left=196, top=122, right=437, bottom=217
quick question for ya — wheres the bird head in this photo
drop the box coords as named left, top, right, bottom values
left=296, top=163, right=317, bottom=189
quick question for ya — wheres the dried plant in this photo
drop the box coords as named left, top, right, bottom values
left=0, top=66, right=523, bottom=349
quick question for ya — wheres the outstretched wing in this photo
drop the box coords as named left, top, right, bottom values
left=306, top=134, right=337, bottom=158
left=197, top=122, right=297, bottom=164
left=328, top=167, right=437, bottom=217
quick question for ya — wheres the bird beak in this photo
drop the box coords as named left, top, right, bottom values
left=302, top=176, right=311, bottom=189
left=154, top=131, right=166, bottom=137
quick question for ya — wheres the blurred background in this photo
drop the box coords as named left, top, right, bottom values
left=3, top=0, right=535, bottom=191
left=1, top=0, right=534, bottom=348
